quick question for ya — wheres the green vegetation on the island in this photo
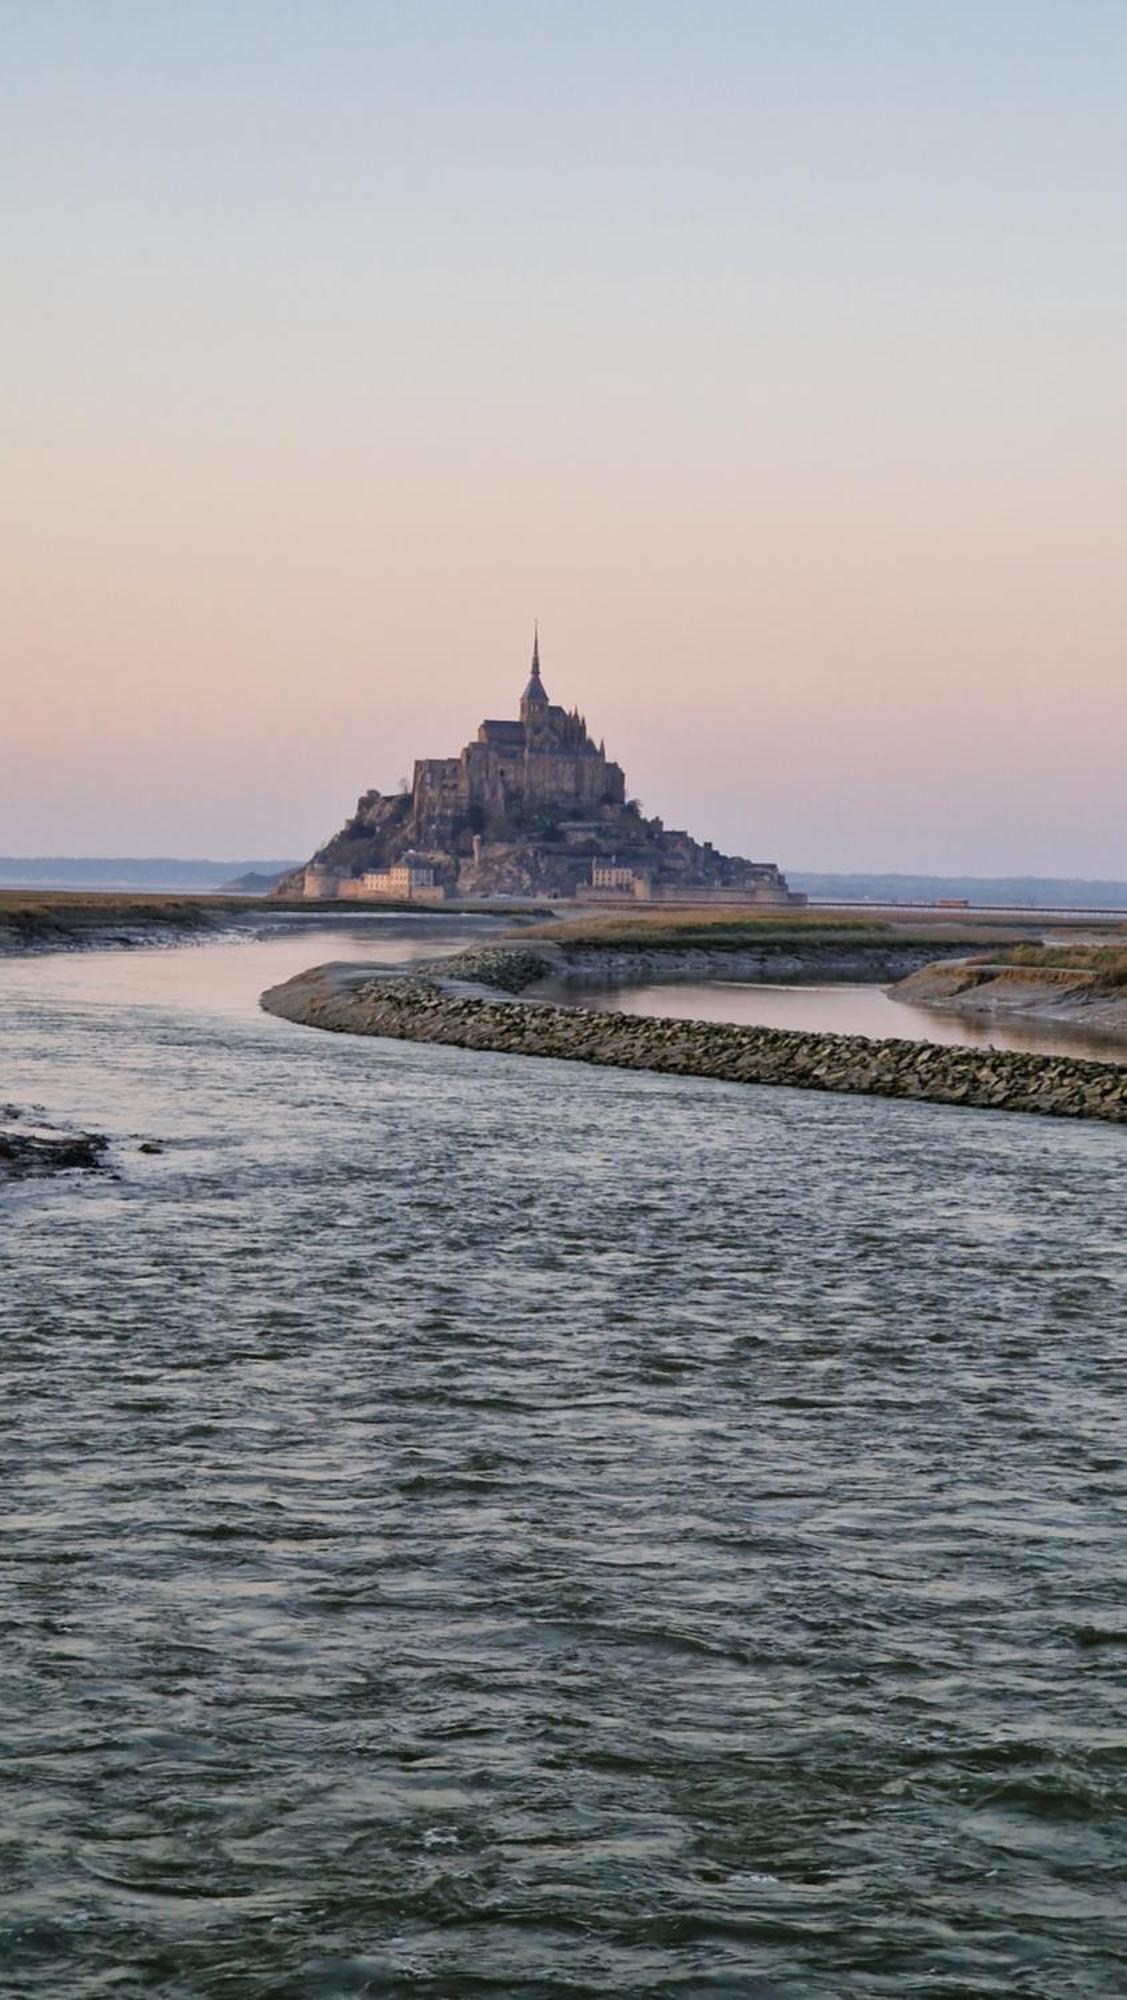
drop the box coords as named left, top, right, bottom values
left=898, top=939, right=1127, bottom=998
left=514, top=905, right=1007, bottom=953
left=1002, top=943, right=1127, bottom=990
left=890, top=935, right=1127, bottom=1041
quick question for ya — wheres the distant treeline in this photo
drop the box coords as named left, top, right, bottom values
left=791, top=873, right=1127, bottom=910
left=0, top=858, right=299, bottom=891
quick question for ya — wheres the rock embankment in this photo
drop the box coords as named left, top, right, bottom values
left=261, top=967, right=1127, bottom=1125
left=436, top=945, right=558, bottom=991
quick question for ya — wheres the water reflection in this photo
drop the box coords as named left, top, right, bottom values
left=0, top=916, right=498, bottom=1027
left=569, top=978, right=1127, bottom=1064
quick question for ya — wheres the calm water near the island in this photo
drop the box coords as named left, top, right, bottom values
left=568, top=978, right=1127, bottom=1064
left=3, top=920, right=1126, bottom=1998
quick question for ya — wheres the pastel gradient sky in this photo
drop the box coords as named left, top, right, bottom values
left=4, top=1, right=1124, bottom=871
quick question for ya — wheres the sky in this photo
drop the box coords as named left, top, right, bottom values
left=3, top=0, right=1124, bottom=873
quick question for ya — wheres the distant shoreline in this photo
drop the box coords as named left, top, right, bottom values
left=0, top=892, right=533, bottom=957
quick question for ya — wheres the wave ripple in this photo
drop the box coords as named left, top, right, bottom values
left=2, top=934, right=1126, bottom=1996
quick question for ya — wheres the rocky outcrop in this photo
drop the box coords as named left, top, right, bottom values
left=435, top=945, right=559, bottom=992
left=260, top=967, right=1127, bottom=1124
left=1, top=1107, right=108, bottom=1179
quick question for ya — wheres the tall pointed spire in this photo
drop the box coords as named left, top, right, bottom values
left=521, top=623, right=549, bottom=712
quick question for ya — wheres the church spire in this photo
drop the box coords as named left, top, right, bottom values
left=521, top=623, right=549, bottom=713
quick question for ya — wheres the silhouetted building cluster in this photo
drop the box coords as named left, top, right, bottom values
left=283, top=634, right=802, bottom=906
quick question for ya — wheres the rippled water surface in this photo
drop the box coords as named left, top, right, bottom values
left=3, top=923, right=1126, bottom=1997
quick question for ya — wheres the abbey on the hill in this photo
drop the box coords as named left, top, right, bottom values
left=281, top=634, right=801, bottom=905
left=412, top=630, right=627, bottom=835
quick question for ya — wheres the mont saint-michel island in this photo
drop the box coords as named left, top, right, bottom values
left=277, top=633, right=804, bottom=908
left=251, top=630, right=1127, bottom=1129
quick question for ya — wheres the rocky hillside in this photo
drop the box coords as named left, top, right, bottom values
left=274, top=786, right=791, bottom=901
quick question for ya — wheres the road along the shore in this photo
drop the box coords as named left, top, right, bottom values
left=261, top=963, right=1127, bottom=1125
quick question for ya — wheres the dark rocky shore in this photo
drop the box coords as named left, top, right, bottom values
left=1, top=1107, right=108, bottom=1180
left=261, top=963, right=1127, bottom=1125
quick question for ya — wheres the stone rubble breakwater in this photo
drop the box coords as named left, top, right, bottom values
left=261, top=964, right=1127, bottom=1124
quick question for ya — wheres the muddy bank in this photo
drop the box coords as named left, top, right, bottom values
left=0, top=894, right=269, bottom=956
left=894, top=960, right=1127, bottom=1045
left=437, top=939, right=972, bottom=991
left=0, top=894, right=516, bottom=957
left=261, top=965, right=1127, bottom=1124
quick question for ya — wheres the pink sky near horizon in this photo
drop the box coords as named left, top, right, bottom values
left=3, top=3, right=1124, bottom=874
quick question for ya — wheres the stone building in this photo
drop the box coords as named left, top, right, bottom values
left=358, top=856, right=444, bottom=902
left=409, top=631, right=625, bottom=846
left=590, top=860, right=640, bottom=894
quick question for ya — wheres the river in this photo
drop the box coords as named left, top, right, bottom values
left=3, top=921, right=1126, bottom=1997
